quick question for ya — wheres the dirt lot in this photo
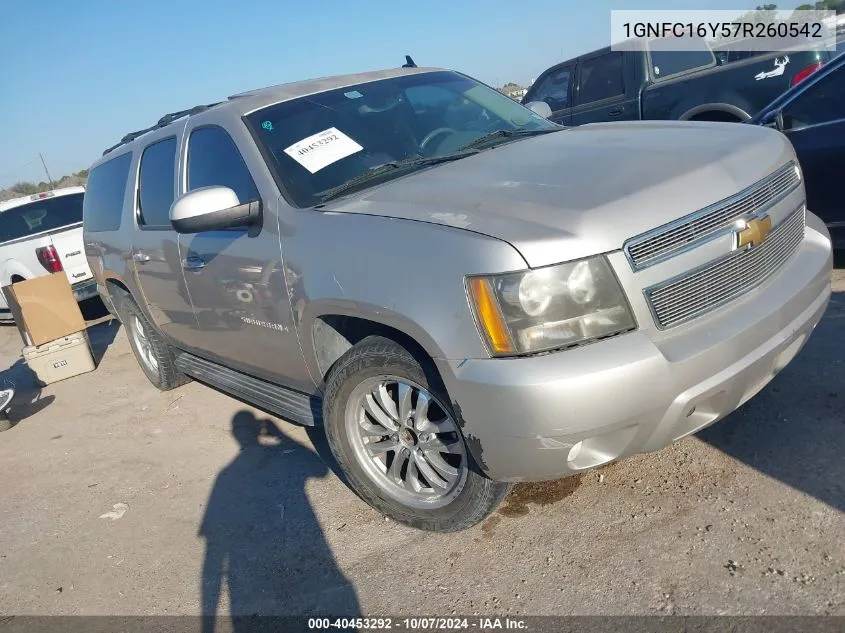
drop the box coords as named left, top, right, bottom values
left=0, top=269, right=842, bottom=618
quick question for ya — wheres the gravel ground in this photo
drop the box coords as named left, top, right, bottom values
left=0, top=268, right=842, bottom=618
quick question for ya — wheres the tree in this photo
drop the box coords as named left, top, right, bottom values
left=806, top=0, right=845, bottom=12
left=730, top=5, right=779, bottom=28
left=10, top=181, right=38, bottom=195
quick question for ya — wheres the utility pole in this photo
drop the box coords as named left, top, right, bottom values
left=38, top=153, right=55, bottom=189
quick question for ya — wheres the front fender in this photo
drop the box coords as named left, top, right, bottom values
left=281, top=210, right=528, bottom=381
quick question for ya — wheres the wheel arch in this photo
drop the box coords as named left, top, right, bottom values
left=1, top=259, right=36, bottom=286
left=679, top=103, right=751, bottom=122
left=103, top=276, right=132, bottom=316
left=311, top=312, right=445, bottom=387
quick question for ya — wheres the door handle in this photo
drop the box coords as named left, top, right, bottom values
left=608, top=107, right=624, bottom=117
left=182, top=255, right=206, bottom=272
left=132, top=252, right=150, bottom=264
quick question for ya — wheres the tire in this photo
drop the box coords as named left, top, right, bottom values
left=323, top=336, right=511, bottom=532
left=119, top=296, right=188, bottom=391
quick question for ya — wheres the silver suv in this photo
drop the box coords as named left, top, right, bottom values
left=83, top=66, right=832, bottom=532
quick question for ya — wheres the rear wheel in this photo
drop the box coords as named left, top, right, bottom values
left=119, top=296, right=188, bottom=391
left=323, top=336, right=510, bottom=532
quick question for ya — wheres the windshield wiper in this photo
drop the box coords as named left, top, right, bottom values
left=317, top=150, right=480, bottom=203
left=458, top=127, right=561, bottom=151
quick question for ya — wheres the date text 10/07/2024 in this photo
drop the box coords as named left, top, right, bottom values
left=307, top=617, right=529, bottom=630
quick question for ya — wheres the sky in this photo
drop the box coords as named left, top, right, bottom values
left=0, top=0, right=781, bottom=187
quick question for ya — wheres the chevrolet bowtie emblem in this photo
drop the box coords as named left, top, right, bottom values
left=735, top=215, right=773, bottom=249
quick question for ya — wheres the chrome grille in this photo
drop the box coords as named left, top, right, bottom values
left=625, top=162, right=800, bottom=270
left=645, top=207, right=805, bottom=329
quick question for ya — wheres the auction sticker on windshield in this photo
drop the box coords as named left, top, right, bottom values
left=284, top=127, right=363, bottom=174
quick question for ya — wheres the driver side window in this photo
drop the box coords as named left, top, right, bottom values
left=782, top=66, right=845, bottom=130
left=528, top=67, right=572, bottom=112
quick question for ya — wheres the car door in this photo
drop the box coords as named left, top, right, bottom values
left=570, top=50, right=637, bottom=126
left=523, top=64, right=574, bottom=125
left=176, top=119, right=313, bottom=392
left=131, top=125, right=199, bottom=342
left=779, top=62, right=845, bottom=231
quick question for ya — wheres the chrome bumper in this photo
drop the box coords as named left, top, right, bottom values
left=437, top=214, right=832, bottom=482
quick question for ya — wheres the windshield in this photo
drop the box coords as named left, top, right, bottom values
left=0, top=192, right=84, bottom=244
left=246, top=71, right=559, bottom=207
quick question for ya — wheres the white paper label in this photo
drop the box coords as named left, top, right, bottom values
left=283, top=127, right=363, bottom=174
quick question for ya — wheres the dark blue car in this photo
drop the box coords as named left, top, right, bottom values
left=750, top=51, right=845, bottom=248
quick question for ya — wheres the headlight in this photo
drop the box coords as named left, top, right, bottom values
left=467, top=256, right=636, bottom=356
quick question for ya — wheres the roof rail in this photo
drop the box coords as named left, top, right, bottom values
left=102, top=102, right=221, bottom=156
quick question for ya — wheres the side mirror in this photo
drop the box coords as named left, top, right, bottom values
left=169, top=186, right=261, bottom=234
left=525, top=101, right=553, bottom=119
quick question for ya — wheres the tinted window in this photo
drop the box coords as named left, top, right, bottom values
left=784, top=64, right=845, bottom=129
left=577, top=53, right=624, bottom=104
left=83, top=152, right=132, bottom=233
left=727, top=49, right=759, bottom=63
left=138, top=137, right=177, bottom=227
left=0, top=192, right=84, bottom=243
left=527, top=67, right=572, bottom=111
left=187, top=127, right=259, bottom=204
left=649, top=40, right=714, bottom=78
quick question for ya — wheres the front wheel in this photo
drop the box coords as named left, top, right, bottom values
left=323, top=336, right=510, bottom=532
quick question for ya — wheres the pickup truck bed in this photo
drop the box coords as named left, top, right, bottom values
left=0, top=187, right=95, bottom=320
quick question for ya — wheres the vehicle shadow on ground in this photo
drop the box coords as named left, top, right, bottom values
left=199, top=410, right=359, bottom=631
left=86, top=318, right=121, bottom=365
left=0, top=358, right=54, bottom=428
left=699, top=286, right=844, bottom=513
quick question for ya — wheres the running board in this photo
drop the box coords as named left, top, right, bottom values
left=175, top=352, right=321, bottom=426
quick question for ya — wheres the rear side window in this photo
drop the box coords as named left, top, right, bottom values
left=187, top=126, right=259, bottom=204
left=0, top=192, right=84, bottom=244
left=138, top=137, right=177, bottom=228
left=82, top=152, right=132, bottom=233
left=649, top=42, right=714, bottom=79
left=526, top=67, right=573, bottom=112
left=577, top=53, right=624, bottom=104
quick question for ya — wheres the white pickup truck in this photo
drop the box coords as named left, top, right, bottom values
left=0, top=186, right=97, bottom=321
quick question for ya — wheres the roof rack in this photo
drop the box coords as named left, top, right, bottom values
left=102, top=102, right=221, bottom=156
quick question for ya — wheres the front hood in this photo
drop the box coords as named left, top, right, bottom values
left=328, top=120, right=796, bottom=267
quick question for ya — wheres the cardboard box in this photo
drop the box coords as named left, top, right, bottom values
left=1, top=273, right=86, bottom=347
left=23, top=331, right=96, bottom=385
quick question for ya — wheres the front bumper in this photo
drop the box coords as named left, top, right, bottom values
left=437, top=214, right=833, bottom=482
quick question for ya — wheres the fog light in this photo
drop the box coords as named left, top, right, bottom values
left=567, top=441, right=583, bottom=462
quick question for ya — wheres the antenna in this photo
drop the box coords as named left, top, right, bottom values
left=402, top=55, right=417, bottom=68
left=38, top=153, right=55, bottom=189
